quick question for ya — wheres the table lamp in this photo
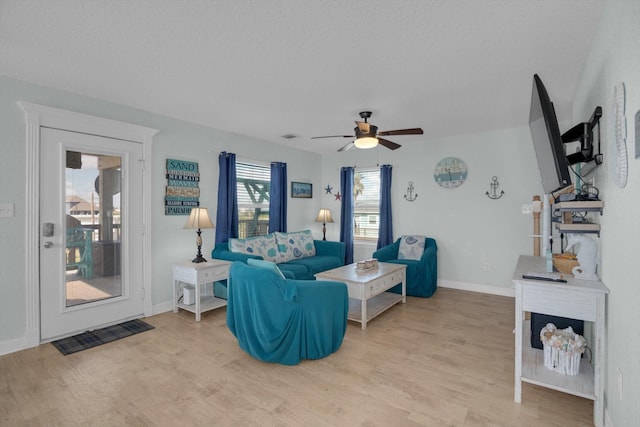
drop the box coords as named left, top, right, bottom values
left=183, top=207, right=215, bottom=263
left=315, top=208, right=334, bottom=240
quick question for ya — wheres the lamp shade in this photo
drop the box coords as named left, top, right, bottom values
left=354, top=137, right=378, bottom=149
left=315, top=208, right=334, bottom=223
left=183, top=207, right=215, bottom=229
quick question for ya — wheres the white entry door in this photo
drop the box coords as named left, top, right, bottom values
left=40, top=127, right=145, bottom=341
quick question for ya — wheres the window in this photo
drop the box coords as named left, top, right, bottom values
left=353, top=168, right=380, bottom=241
left=236, top=161, right=270, bottom=238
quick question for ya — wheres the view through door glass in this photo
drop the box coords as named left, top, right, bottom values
left=65, top=151, right=122, bottom=307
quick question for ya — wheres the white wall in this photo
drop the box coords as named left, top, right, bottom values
left=0, top=76, right=322, bottom=351
left=0, top=78, right=29, bottom=349
left=321, top=126, right=544, bottom=295
left=572, top=2, right=640, bottom=425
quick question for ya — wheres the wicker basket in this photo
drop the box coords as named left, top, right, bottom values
left=552, top=253, right=579, bottom=274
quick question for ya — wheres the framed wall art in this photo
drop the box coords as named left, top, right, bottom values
left=291, top=182, right=312, bottom=198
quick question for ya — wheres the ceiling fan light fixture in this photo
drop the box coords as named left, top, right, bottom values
left=313, top=111, right=422, bottom=152
left=354, top=136, right=379, bottom=149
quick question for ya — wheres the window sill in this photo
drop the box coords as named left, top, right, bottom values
left=354, top=239, right=377, bottom=246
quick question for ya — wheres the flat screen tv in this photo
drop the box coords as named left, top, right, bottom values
left=529, top=74, right=572, bottom=194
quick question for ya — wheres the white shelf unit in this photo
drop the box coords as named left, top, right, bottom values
left=513, top=255, right=608, bottom=427
left=175, top=294, right=227, bottom=316
left=553, top=200, right=604, bottom=235
left=347, top=292, right=404, bottom=324
left=553, top=200, right=604, bottom=212
left=555, top=222, right=601, bottom=235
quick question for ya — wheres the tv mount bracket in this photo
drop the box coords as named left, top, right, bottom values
left=562, top=106, right=603, bottom=165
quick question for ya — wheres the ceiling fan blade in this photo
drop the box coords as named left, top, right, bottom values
left=378, top=128, right=424, bottom=136
left=377, top=138, right=401, bottom=150
left=311, top=135, right=353, bottom=139
left=355, top=121, right=370, bottom=133
left=338, top=142, right=355, bottom=152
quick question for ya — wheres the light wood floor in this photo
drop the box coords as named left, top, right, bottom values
left=0, top=288, right=594, bottom=426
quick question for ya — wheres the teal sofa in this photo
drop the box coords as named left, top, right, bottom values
left=226, top=261, right=349, bottom=365
left=373, top=237, right=438, bottom=297
left=211, top=230, right=345, bottom=280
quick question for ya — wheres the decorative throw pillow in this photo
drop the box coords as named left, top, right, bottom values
left=247, top=258, right=286, bottom=279
left=229, top=234, right=279, bottom=262
left=274, top=230, right=316, bottom=262
left=397, top=235, right=426, bottom=260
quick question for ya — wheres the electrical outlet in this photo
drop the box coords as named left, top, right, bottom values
left=616, top=368, right=623, bottom=400
left=483, top=262, right=491, bottom=272
left=521, top=204, right=533, bottom=214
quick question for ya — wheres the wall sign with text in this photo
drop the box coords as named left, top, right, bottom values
left=165, top=158, right=200, bottom=215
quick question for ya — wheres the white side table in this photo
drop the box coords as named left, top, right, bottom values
left=172, top=259, right=231, bottom=321
left=513, top=255, right=609, bottom=427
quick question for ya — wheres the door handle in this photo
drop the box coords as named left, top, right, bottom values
left=43, top=241, right=53, bottom=249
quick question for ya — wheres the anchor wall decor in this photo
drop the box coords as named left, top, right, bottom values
left=404, top=181, right=418, bottom=202
left=486, top=176, right=505, bottom=200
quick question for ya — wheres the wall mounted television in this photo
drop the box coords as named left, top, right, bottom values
left=529, top=74, right=573, bottom=194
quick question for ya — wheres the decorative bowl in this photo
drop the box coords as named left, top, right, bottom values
left=553, top=253, right=579, bottom=274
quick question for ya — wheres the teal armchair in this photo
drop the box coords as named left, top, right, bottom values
left=372, top=237, right=438, bottom=297
left=226, top=261, right=348, bottom=365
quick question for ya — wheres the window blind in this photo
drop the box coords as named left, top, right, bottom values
left=236, top=162, right=270, bottom=208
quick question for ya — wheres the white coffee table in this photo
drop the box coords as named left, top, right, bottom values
left=315, top=262, right=406, bottom=330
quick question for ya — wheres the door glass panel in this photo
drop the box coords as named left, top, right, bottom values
left=65, top=151, right=122, bottom=307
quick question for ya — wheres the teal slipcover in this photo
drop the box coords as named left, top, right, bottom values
left=373, top=237, right=438, bottom=297
left=226, top=262, right=349, bottom=365
left=211, top=238, right=345, bottom=280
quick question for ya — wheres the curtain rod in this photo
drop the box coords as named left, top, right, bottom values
left=337, top=164, right=392, bottom=170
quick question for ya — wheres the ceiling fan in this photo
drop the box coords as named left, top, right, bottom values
left=311, top=111, right=423, bottom=152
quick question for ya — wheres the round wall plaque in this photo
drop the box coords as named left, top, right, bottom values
left=434, top=157, right=468, bottom=189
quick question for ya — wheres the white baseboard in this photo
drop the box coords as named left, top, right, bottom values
left=0, top=336, right=31, bottom=357
left=604, top=407, right=614, bottom=427
left=438, top=279, right=515, bottom=298
left=153, top=300, right=174, bottom=315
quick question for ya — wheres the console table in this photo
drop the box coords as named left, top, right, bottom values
left=513, top=255, right=609, bottom=427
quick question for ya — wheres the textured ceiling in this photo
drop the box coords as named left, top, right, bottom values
left=0, top=0, right=604, bottom=154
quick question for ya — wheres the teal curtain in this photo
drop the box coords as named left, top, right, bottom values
left=215, top=152, right=238, bottom=244
left=269, top=162, right=287, bottom=233
left=377, top=164, right=393, bottom=249
left=340, top=166, right=354, bottom=264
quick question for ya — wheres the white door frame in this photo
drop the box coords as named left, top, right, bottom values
left=18, top=102, right=158, bottom=348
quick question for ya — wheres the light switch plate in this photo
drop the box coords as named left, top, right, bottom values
left=0, top=203, right=15, bottom=218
